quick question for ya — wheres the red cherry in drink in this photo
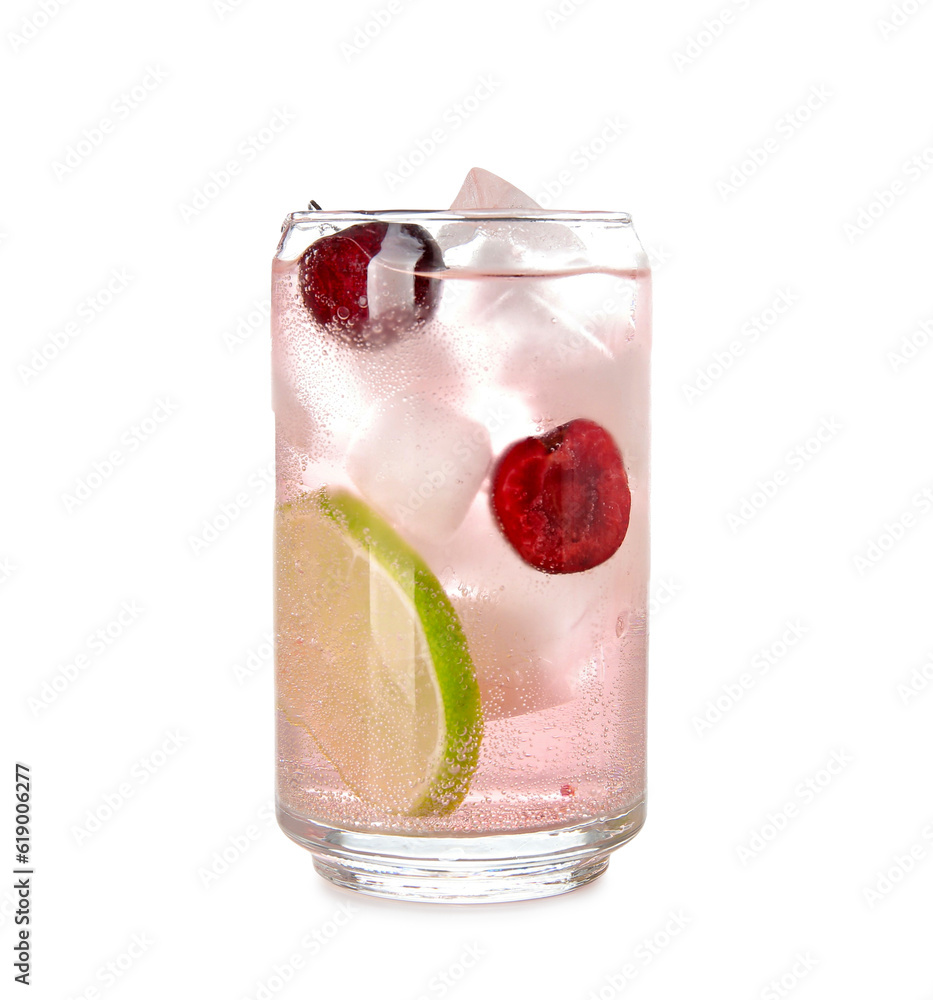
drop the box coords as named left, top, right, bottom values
left=491, top=419, right=631, bottom=574
left=297, top=221, right=443, bottom=347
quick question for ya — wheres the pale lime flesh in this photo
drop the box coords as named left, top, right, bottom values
left=275, top=488, right=483, bottom=816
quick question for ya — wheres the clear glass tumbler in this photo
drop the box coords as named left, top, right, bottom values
left=273, top=209, right=650, bottom=902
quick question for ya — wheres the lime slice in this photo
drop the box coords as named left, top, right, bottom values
left=275, top=488, right=483, bottom=816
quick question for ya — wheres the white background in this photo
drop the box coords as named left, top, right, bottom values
left=4, top=0, right=933, bottom=997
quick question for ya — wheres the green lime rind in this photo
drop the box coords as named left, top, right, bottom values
left=315, top=488, right=483, bottom=816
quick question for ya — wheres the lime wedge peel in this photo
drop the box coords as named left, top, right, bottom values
left=276, top=488, right=483, bottom=817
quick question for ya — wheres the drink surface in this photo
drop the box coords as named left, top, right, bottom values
left=274, top=218, right=649, bottom=835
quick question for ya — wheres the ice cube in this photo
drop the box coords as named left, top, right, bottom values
left=346, top=392, right=492, bottom=543
left=442, top=167, right=588, bottom=276
left=449, top=167, right=541, bottom=211
left=507, top=273, right=647, bottom=444
left=440, top=502, right=610, bottom=720
left=460, top=588, right=586, bottom=720
left=441, top=170, right=636, bottom=391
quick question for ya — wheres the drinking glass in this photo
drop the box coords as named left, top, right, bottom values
left=273, top=209, right=650, bottom=902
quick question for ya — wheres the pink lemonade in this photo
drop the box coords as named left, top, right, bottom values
left=273, top=196, right=650, bottom=901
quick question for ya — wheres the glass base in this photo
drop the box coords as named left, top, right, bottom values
left=277, top=799, right=645, bottom=903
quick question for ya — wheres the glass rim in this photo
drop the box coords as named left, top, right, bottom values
left=282, top=209, right=633, bottom=226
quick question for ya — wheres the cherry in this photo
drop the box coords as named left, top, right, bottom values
left=297, top=221, right=443, bottom=347
left=491, top=419, right=631, bottom=574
